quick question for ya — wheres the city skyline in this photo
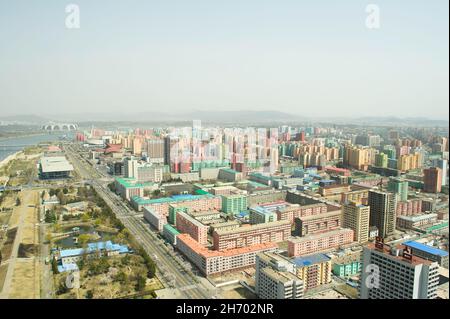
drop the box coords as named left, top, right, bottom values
left=0, top=0, right=448, bottom=119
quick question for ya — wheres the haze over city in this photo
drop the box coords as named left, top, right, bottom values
left=0, top=0, right=448, bottom=309
left=0, top=0, right=448, bottom=119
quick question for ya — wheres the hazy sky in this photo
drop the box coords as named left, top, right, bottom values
left=0, top=0, right=448, bottom=119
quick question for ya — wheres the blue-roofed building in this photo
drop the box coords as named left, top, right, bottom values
left=293, top=253, right=332, bottom=290
left=403, top=241, right=449, bottom=269
left=57, top=263, right=79, bottom=273
left=57, top=241, right=130, bottom=265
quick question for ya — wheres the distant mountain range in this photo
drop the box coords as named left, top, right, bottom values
left=1, top=112, right=448, bottom=127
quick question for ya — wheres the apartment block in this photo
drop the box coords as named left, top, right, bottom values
left=277, top=203, right=328, bottom=224
left=287, top=228, right=354, bottom=257
left=221, top=194, right=248, bottom=215
left=143, top=206, right=167, bottom=232
left=176, top=234, right=277, bottom=276
left=293, top=254, right=332, bottom=291
left=212, top=220, right=291, bottom=251
left=175, top=211, right=209, bottom=245
left=294, top=209, right=341, bottom=237
left=396, top=198, right=422, bottom=216
left=368, top=190, right=397, bottom=238
left=396, top=213, right=438, bottom=230
left=255, top=252, right=304, bottom=299
left=341, top=202, right=370, bottom=243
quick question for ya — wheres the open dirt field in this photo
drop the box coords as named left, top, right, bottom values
left=8, top=259, right=40, bottom=299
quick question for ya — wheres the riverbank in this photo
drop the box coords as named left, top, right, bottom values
left=0, top=151, right=22, bottom=171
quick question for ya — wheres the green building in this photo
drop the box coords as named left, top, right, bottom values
left=375, top=153, right=388, bottom=168
left=387, top=177, right=409, bottom=201
left=332, top=254, right=362, bottom=277
left=221, top=194, right=248, bottom=215
left=168, top=205, right=188, bottom=225
left=383, top=147, right=396, bottom=159
left=163, top=224, right=180, bottom=245
left=388, top=158, right=398, bottom=170
left=249, top=206, right=277, bottom=224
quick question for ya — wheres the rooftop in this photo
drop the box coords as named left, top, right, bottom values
left=115, top=177, right=155, bottom=188
left=293, top=253, right=331, bottom=267
left=177, top=233, right=277, bottom=258
left=59, top=240, right=130, bottom=258
left=403, top=241, right=449, bottom=257
left=132, top=192, right=217, bottom=205
left=289, top=228, right=354, bottom=243
left=40, top=156, right=74, bottom=173
left=214, top=220, right=290, bottom=236
left=397, top=213, right=438, bottom=222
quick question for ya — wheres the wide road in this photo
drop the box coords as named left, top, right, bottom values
left=64, top=143, right=212, bottom=299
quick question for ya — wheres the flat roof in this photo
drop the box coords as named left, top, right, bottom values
left=215, top=220, right=290, bottom=235
left=163, top=223, right=180, bottom=236
left=177, top=233, right=277, bottom=258
left=403, top=241, right=449, bottom=257
left=115, top=177, right=155, bottom=188
left=289, top=228, right=354, bottom=243
left=293, top=253, right=331, bottom=267
left=132, top=193, right=217, bottom=205
left=40, top=156, right=74, bottom=173
left=398, top=213, right=438, bottom=222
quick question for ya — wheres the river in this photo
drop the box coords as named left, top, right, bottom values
left=0, top=133, right=74, bottom=161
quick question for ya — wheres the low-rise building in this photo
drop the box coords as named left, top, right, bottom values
left=331, top=252, right=362, bottom=277
left=396, top=213, right=438, bottom=230
left=249, top=206, right=278, bottom=224
left=115, top=177, right=156, bottom=201
left=163, top=223, right=180, bottom=245
left=57, top=241, right=130, bottom=265
left=39, top=156, right=74, bottom=179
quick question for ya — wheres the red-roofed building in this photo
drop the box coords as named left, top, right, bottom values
left=176, top=234, right=277, bottom=276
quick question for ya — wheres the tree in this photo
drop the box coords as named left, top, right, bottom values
left=51, top=257, right=59, bottom=274
left=63, top=188, right=69, bottom=195
left=86, top=290, right=94, bottom=299
left=81, top=213, right=90, bottom=223
left=49, top=189, right=57, bottom=197
left=78, top=234, right=91, bottom=247
left=114, top=271, right=128, bottom=284
left=57, top=191, right=67, bottom=205
left=152, top=189, right=161, bottom=197
left=15, top=197, right=21, bottom=206
left=45, top=210, right=57, bottom=223
left=135, top=274, right=146, bottom=292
